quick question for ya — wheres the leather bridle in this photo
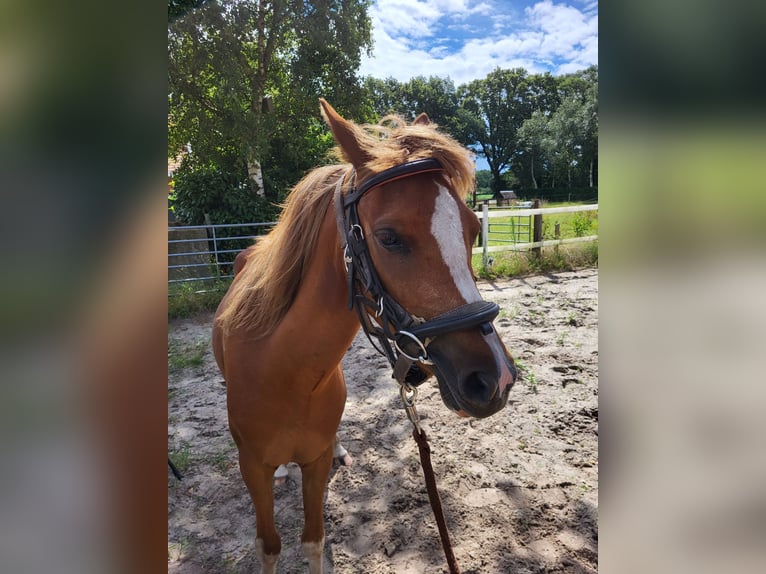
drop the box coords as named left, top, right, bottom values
left=333, top=158, right=500, bottom=387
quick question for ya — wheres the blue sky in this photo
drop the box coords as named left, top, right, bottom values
left=359, top=0, right=598, bottom=85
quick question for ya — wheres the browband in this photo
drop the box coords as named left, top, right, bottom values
left=343, top=158, right=444, bottom=207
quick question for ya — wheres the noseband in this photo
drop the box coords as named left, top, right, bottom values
left=333, top=158, right=500, bottom=386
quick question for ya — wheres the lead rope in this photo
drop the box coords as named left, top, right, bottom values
left=400, top=385, right=461, bottom=574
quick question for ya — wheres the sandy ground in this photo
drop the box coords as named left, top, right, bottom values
left=168, top=268, right=598, bottom=573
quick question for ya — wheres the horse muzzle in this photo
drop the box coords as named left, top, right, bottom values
left=425, top=328, right=516, bottom=419
left=391, top=301, right=516, bottom=418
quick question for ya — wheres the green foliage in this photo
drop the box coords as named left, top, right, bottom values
left=362, top=66, right=597, bottom=195
left=540, top=210, right=598, bottom=241
left=501, top=170, right=520, bottom=190
left=168, top=280, right=230, bottom=319
left=473, top=242, right=598, bottom=280
left=571, top=211, right=596, bottom=237
left=169, top=0, right=373, bottom=199
left=262, top=117, right=336, bottom=200
left=513, top=66, right=598, bottom=189
left=474, top=169, right=494, bottom=201
left=361, top=75, right=474, bottom=143
left=476, top=170, right=493, bottom=191
left=171, top=155, right=280, bottom=226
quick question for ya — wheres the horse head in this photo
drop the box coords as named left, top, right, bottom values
left=320, top=99, right=516, bottom=419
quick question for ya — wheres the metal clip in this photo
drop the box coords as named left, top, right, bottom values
left=400, top=383, right=421, bottom=433
left=350, top=224, right=364, bottom=240
left=343, top=244, right=352, bottom=272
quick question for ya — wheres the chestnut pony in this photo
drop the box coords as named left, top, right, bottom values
left=213, top=100, right=516, bottom=573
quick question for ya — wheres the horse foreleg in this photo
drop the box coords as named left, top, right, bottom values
left=239, top=452, right=281, bottom=574
left=300, top=446, right=334, bottom=574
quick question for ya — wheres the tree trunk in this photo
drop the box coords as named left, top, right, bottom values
left=588, top=158, right=593, bottom=188
left=530, top=153, right=537, bottom=189
left=247, top=158, right=265, bottom=198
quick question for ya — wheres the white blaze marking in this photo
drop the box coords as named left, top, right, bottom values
left=430, top=185, right=482, bottom=303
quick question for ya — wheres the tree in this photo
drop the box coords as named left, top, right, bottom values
left=475, top=170, right=493, bottom=193
left=459, top=68, right=536, bottom=198
left=555, top=66, right=598, bottom=187
left=362, top=75, right=469, bottom=141
left=168, top=0, right=372, bottom=199
left=580, top=69, right=598, bottom=187
left=517, top=110, right=553, bottom=189
left=512, top=66, right=598, bottom=191
left=361, top=76, right=402, bottom=120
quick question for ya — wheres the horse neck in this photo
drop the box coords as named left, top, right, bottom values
left=277, top=200, right=360, bottom=369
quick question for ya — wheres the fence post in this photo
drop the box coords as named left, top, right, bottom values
left=531, top=199, right=542, bottom=259
left=211, top=225, right=219, bottom=267
left=482, top=203, right=489, bottom=267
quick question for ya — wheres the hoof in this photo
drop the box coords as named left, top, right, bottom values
left=334, top=453, right=353, bottom=467
left=274, top=464, right=288, bottom=486
left=333, top=441, right=352, bottom=467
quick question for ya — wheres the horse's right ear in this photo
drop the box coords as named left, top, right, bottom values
left=319, top=99, right=372, bottom=169
left=413, top=112, right=431, bottom=126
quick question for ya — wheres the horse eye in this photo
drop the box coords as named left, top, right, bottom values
left=375, top=229, right=404, bottom=250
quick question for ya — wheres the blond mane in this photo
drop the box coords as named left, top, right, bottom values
left=216, top=113, right=475, bottom=339
left=332, top=114, right=476, bottom=200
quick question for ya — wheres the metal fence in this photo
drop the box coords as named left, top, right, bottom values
left=168, top=222, right=275, bottom=285
left=485, top=211, right=532, bottom=245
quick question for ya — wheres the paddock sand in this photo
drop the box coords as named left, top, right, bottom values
left=168, top=268, right=598, bottom=573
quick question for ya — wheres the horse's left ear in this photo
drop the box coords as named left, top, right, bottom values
left=319, top=98, right=373, bottom=169
left=413, top=112, right=431, bottom=126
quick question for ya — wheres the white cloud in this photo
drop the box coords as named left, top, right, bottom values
left=471, top=2, right=494, bottom=16
left=359, top=0, right=598, bottom=84
left=369, top=0, right=493, bottom=38
left=525, top=0, right=597, bottom=60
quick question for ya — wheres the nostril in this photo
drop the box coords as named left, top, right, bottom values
left=461, top=371, right=497, bottom=405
